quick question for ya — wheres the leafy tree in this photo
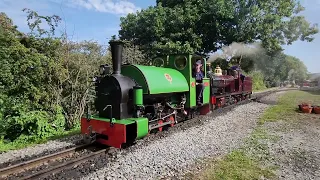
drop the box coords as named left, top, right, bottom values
left=120, top=0, right=318, bottom=56
left=0, top=9, right=150, bottom=147
left=22, top=8, right=61, bottom=37
left=277, top=55, right=308, bottom=83
left=119, top=4, right=200, bottom=57
left=0, top=12, right=65, bottom=142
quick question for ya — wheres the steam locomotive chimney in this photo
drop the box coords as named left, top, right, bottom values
left=109, top=40, right=124, bottom=75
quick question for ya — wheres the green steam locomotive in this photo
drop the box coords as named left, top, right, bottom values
left=81, top=40, right=252, bottom=148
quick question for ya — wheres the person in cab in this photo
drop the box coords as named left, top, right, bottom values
left=192, top=60, right=204, bottom=106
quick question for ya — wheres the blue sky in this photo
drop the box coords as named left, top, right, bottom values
left=0, top=0, right=319, bottom=73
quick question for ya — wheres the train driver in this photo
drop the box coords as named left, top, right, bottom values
left=193, top=60, right=204, bottom=106
left=231, top=65, right=245, bottom=79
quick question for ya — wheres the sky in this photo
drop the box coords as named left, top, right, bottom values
left=0, top=0, right=319, bottom=73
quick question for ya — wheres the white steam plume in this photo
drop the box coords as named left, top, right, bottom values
left=207, top=42, right=263, bottom=63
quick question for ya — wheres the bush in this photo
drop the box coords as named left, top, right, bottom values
left=0, top=12, right=148, bottom=150
left=245, top=71, right=267, bottom=91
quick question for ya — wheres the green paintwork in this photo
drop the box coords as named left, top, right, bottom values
left=133, top=86, right=143, bottom=105
left=134, top=117, right=149, bottom=139
left=164, top=54, right=210, bottom=108
left=168, top=55, right=191, bottom=107
left=152, top=55, right=169, bottom=67
left=90, top=115, right=135, bottom=125
left=202, top=78, right=210, bottom=104
left=121, top=64, right=189, bottom=94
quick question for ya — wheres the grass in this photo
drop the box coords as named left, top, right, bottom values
left=0, top=128, right=80, bottom=153
left=198, top=150, right=276, bottom=180
left=259, top=90, right=320, bottom=125
left=194, top=90, right=320, bottom=180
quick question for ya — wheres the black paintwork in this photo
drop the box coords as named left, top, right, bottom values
left=110, top=41, right=123, bottom=75
left=95, top=75, right=136, bottom=119
left=94, top=41, right=136, bottom=120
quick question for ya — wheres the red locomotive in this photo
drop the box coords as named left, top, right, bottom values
left=207, top=64, right=252, bottom=109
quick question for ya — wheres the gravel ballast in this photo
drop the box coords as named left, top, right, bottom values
left=80, top=101, right=271, bottom=180
left=0, top=134, right=82, bottom=165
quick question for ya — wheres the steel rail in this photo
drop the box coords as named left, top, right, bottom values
left=0, top=143, right=92, bottom=179
left=20, top=148, right=107, bottom=180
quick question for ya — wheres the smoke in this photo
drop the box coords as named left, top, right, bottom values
left=207, top=42, right=263, bottom=63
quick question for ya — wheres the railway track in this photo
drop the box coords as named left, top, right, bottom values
left=0, top=87, right=293, bottom=180
left=0, top=143, right=108, bottom=180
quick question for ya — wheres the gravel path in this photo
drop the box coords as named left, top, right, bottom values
left=80, top=102, right=271, bottom=180
left=243, top=90, right=320, bottom=180
left=269, top=121, right=320, bottom=180
left=258, top=90, right=286, bottom=105
left=0, top=134, right=82, bottom=165
left=263, top=107, right=320, bottom=179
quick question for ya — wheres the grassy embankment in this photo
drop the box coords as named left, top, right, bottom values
left=192, top=90, right=320, bottom=180
left=0, top=128, right=80, bottom=153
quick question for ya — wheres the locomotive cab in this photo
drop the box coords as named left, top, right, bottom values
left=151, top=54, right=211, bottom=110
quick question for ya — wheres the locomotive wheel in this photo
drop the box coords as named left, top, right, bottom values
left=184, top=109, right=194, bottom=120
left=217, top=102, right=221, bottom=108
left=170, top=116, right=175, bottom=127
left=234, top=97, right=238, bottom=104
left=158, top=120, right=163, bottom=132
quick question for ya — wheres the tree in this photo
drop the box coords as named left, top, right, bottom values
left=119, top=0, right=318, bottom=57
left=277, top=55, right=308, bottom=83
left=0, top=10, right=113, bottom=144
left=22, top=8, right=61, bottom=37
left=0, top=9, right=151, bottom=146
left=0, top=12, right=66, bottom=141
left=119, top=4, right=201, bottom=58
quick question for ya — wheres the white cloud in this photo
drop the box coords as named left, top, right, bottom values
left=65, top=0, right=141, bottom=15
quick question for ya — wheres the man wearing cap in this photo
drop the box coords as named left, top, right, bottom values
left=231, top=65, right=245, bottom=79
left=192, top=60, right=204, bottom=106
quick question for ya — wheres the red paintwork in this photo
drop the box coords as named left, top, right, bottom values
left=81, top=118, right=126, bottom=148
left=209, top=69, right=252, bottom=109
left=212, top=75, right=236, bottom=93
left=200, top=104, right=210, bottom=115
left=164, top=73, right=172, bottom=83
left=229, top=79, right=236, bottom=92
left=211, top=96, right=216, bottom=104
left=191, top=82, right=195, bottom=87
left=212, top=75, right=234, bottom=88
left=217, top=101, right=221, bottom=108
left=204, top=82, right=209, bottom=86
left=243, top=77, right=252, bottom=92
